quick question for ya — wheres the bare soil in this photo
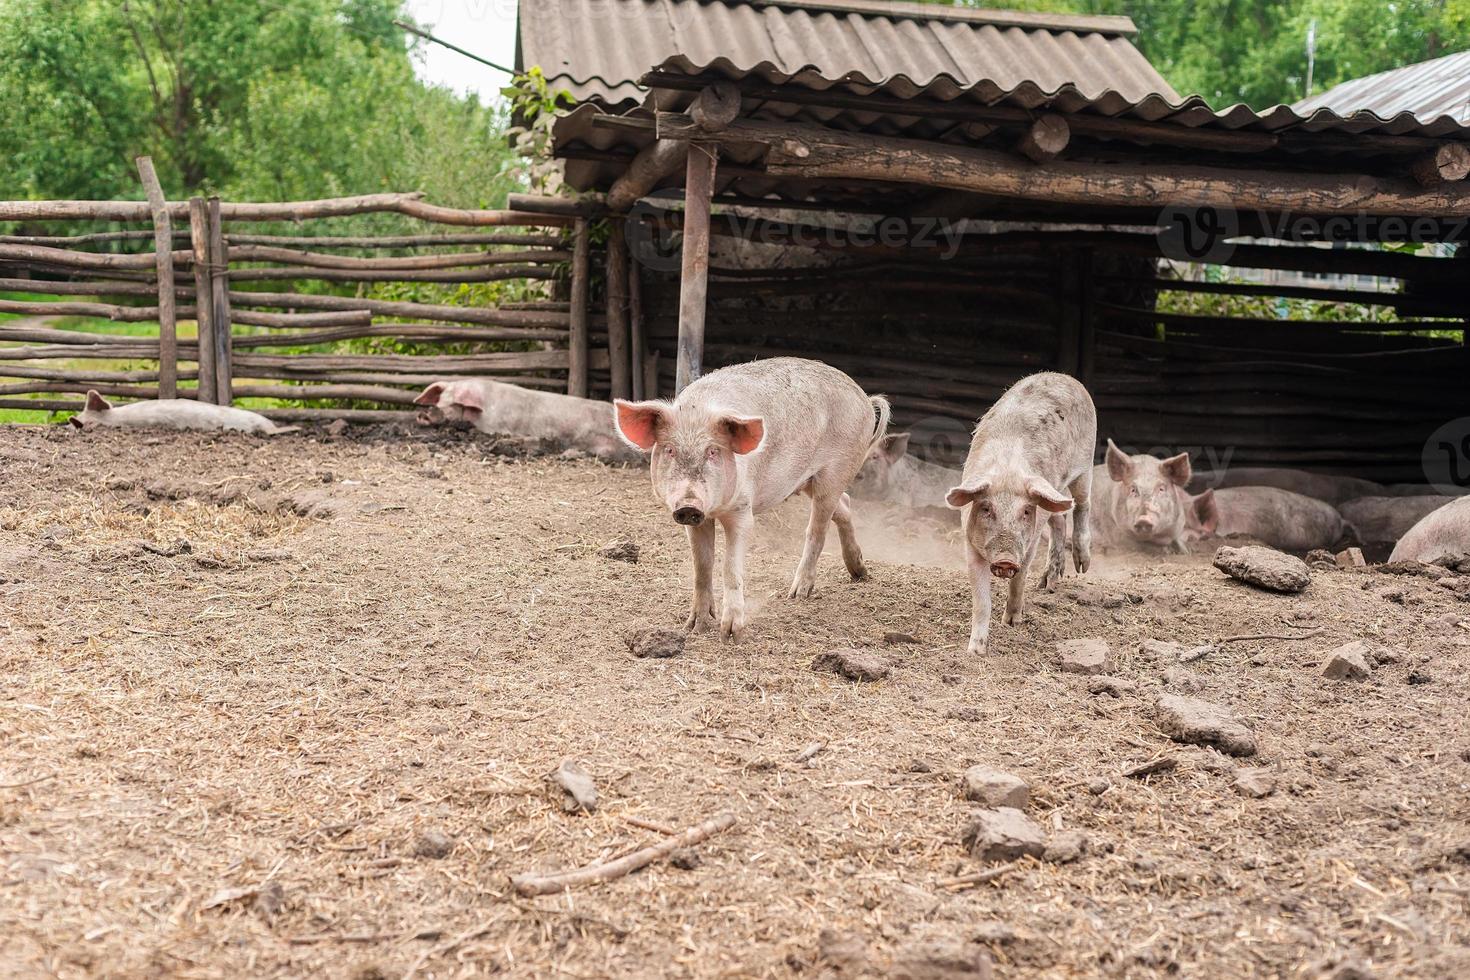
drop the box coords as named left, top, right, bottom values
left=2, top=424, right=1469, bottom=979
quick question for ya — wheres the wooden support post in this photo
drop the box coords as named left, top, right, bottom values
left=207, top=197, right=233, bottom=405
left=568, top=218, right=590, bottom=398
left=187, top=198, right=217, bottom=403
left=1056, top=252, right=1081, bottom=377
left=1077, top=249, right=1096, bottom=390
left=676, top=143, right=717, bottom=394
left=644, top=351, right=660, bottom=402
left=628, top=240, right=646, bottom=400
left=136, top=156, right=177, bottom=399
left=605, top=220, right=632, bottom=400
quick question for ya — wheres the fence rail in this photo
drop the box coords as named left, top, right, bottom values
left=0, top=160, right=643, bottom=419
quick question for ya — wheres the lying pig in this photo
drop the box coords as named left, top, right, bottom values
left=1339, top=494, right=1456, bottom=545
left=1190, top=466, right=1382, bottom=506
left=613, top=357, right=889, bottom=641
left=1389, top=496, right=1469, bottom=565
left=851, top=432, right=963, bottom=508
left=1089, top=441, right=1195, bottom=553
left=415, top=379, right=638, bottom=463
left=68, top=391, right=296, bottom=435
left=945, top=372, right=1096, bottom=656
left=1189, top=486, right=1354, bottom=552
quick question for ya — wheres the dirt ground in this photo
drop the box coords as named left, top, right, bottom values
left=2, top=423, right=1469, bottom=979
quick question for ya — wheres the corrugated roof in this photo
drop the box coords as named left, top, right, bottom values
left=517, top=0, right=1179, bottom=111
left=1295, top=50, right=1470, bottom=126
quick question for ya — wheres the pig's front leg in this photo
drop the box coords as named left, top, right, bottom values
left=685, top=520, right=718, bottom=632
left=717, top=508, right=753, bottom=641
left=1007, top=543, right=1038, bottom=625
left=1041, top=513, right=1068, bottom=590
left=1069, top=471, right=1093, bottom=573
left=965, top=545, right=993, bottom=656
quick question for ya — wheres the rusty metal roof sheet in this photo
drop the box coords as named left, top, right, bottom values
left=517, top=0, right=1179, bottom=111
left=1295, top=50, right=1470, bottom=126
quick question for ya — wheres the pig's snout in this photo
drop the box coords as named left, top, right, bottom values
left=673, top=506, right=706, bottom=527
left=990, top=557, right=1020, bottom=579
left=1133, top=516, right=1156, bottom=533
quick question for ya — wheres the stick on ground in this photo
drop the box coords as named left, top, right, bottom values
left=936, top=860, right=1020, bottom=890
left=511, top=812, right=737, bottom=897
left=1219, top=628, right=1324, bottom=644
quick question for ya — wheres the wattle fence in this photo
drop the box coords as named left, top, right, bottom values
left=0, top=160, right=648, bottom=422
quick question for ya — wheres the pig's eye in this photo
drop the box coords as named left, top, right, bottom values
left=706, top=448, right=720, bottom=462
left=1128, top=487, right=1139, bottom=497
left=663, top=446, right=676, bottom=458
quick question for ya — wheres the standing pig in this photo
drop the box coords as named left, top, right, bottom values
left=613, top=357, right=889, bottom=640
left=851, top=432, right=963, bottom=508
left=68, top=391, right=296, bottom=435
left=1189, top=466, right=1382, bottom=506
left=1389, top=496, right=1470, bottom=565
left=414, top=379, right=638, bottom=462
left=1339, top=494, right=1456, bottom=545
left=1089, top=440, right=1195, bottom=553
left=1188, top=486, right=1353, bottom=552
left=945, top=373, right=1096, bottom=656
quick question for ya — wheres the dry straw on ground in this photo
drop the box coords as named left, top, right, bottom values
left=2, top=424, right=1468, bottom=977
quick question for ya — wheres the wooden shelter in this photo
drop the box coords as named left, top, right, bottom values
left=519, top=0, right=1470, bottom=480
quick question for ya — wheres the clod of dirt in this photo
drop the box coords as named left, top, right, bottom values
left=1056, top=638, right=1111, bottom=675
left=598, top=539, right=640, bottom=563
left=1155, top=694, right=1258, bottom=757
left=137, top=537, right=191, bottom=557
left=325, top=419, right=349, bottom=438
left=818, top=928, right=867, bottom=969
left=1233, top=767, right=1277, bottom=798
left=1213, top=546, right=1311, bottom=594
left=255, top=880, right=287, bottom=921
left=1335, top=548, right=1368, bottom=569
left=1086, top=778, right=1111, bottom=795
left=413, top=828, right=455, bottom=859
left=1310, top=956, right=1376, bottom=980
left=961, top=807, right=1047, bottom=862
left=890, top=940, right=993, bottom=980
left=1163, top=667, right=1207, bottom=693
left=1123, top=757, right=1178, bottom=779
left=884, top=630, right=919, bottom=645
left=1321, top=641, right=1373, bottom=681
left=280, top=488, right=344, bottom=520
left=553, top=760, right=598, bottom=813
left=946, top=706, right=984, bottom=722
left=1306, top=549, right=1335, bottom=567
left=669, top=847, right=701, bottom=870
left=960, top=765, right=1029, bottom=808
left=793, top=741, right=826, bottom=764
left=246, top=548, right=293, bottom=563
left=1087, top=675, right=1137, bottom=697
left=1138, top=639, right=1184, bottom=661
left=812, top=649, right=891, bottom=682
left=627, top=628, right=685, bottom=659
left=1043, top=829, right=1089, bottom=864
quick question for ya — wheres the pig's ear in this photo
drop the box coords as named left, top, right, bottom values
left=1190, top=489, right=1220, bottom=535
left=721, top=415, right=765, bottom=455
left=613, top=399, right=672, bottom=451
left=85, top=390, right=111, bottom=413
left=880, top=432, right=910, bottom=463
left=1105, top=439, right=1132, bottom=483
left=945, top=478, right=990, bottom=509
left=1161, top=451, right=1192, bottom=487
left=448, top=384, right=485, bottom=416
left=1026, top=477, right=1074, bottom=514
left=414, top=382, right=446, bottom=406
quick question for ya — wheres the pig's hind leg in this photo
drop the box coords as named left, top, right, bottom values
left=830, top=492, right=869, bottom=582
left=1068, top=470, right=1093, bottom=574
left=685, top=520, right=718, bottom=632
left=789, top=480, right=841, bottom=599
left=1040, top=513, right=1068, bottom=590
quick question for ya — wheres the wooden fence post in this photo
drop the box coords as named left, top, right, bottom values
left=568, top=218, right=590, bottom=398
left=135, top=156, right=177, bottom=399
left=188, top=197, right=217, bottom=403
left=207, top=197, right=234, bottom=405
left=676, top=143, right=717, bottom=393
left=605, top=220, right=632, bottom=400
left=628, top=237, right=646, bottom=400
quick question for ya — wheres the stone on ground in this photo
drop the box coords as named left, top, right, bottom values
left=1321, top=641, right=1373, bottom=681
left=1056, top=638, right=1112, bottom=675
left=812, top=649, right=891, bottom=682
left=1233, top=767, right=1277, bottom=798
left=1155, top=694, right=1258, bottom=757
left=1213, top=545, right=1311, bottom=594
left=890, top=941, right=993, bottom=980
left=960, top=765, right=1029, bottom=808
left=961, top=807, right=1047, bottom=862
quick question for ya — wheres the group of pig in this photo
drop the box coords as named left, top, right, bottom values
left=66, top=359, right=1470, bottom=657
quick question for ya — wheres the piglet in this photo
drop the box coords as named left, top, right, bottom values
left=1389, top=496, right=1470, bottom=565
left=945, top=372, right=1096, bottom=656
left=614, top=357, right=890, bottom=641
left=415, top=379, right=639, bottom=463
left=1339, top=494, right=1456, bottom=545
left=1089, top=441, right=1195, bottom=553
left=68, top=391, right=296, bottom=435
left=851, top=432, right=963, bottom=509
left=1189, top=486, right=1353, bottom=552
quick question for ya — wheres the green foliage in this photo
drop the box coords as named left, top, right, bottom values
left=501, top=67, right=577, bottom=194
left=1157, top=284, right=1407, bottom=322
left=0, top=0, right=517, bottom=207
